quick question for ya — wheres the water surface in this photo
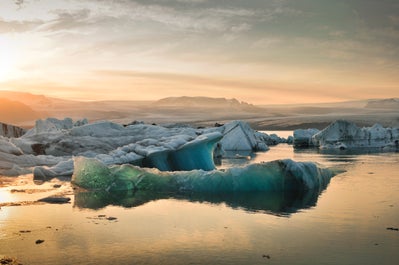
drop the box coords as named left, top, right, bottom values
left=1, top=138, right=398, bottom=265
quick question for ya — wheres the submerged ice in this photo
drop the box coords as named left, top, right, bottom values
left=72, top=157, right=337, bottom=192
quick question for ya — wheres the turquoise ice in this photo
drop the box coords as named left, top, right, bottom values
left=72, top=157, right=337, bottom=192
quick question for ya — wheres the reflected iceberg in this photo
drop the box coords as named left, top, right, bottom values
left=74, top=187, right=328, bottom=216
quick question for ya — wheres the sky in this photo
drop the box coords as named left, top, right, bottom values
left=0, top=0, right=398, bottom=104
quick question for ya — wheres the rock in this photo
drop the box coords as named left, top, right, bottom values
left=37, top=196, right=71, bottom=204
left=35, top=239, right=45, bottom=244
left=0, top=256, right=23, bottom=265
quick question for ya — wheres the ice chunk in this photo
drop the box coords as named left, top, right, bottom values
left=170, top=132, right=223, bottom=171
left=0, top=122, right=26, bottom=138
left=0, top=136, right=23, bottom=155
left=25, top=118, right=73, bottom=136
left=33, top=159, right=74, bottom=180
left=72, top=157, right=338, bottom=192
left=293, top=128, right=320, bottom=147
left=72, top=157, right=114, bottom=190
left=312, top=120, right=399, bottom=149
left=74, top=118, right=88, bottom=127
left=70, top=121, right=125, bottom=137
left=207, top=120, right=270, bottom=151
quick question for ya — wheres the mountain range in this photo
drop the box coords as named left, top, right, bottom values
left=0, top=91, right=398, bottom=130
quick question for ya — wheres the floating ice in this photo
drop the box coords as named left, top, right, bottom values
left=312, top=120, right=399, bottom=150
left=0, top=136, right=23, bottom=155
left=0, top=122, right=25, bottom=138
left=293, top=128, right=320, bottom=147
left=72, top=157, right=337, bottom=192
left=0, top=118, right=278, bottom=177
left=208, top=120, right=270, bottom=151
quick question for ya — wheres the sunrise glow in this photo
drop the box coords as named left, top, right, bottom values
left=0, top=36, right=17, bottom=82
left=0, top=0, right=398, bottom=104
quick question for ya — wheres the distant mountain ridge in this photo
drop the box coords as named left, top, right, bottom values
left=156, top=96, right=259, bottom=110
left=365, top=98, right=399, bottom=109
left=0, top=98, right=41, bottom=124
left=0, top=90, right=398, bottom=129
left=0, top=91, right=53, bottom=106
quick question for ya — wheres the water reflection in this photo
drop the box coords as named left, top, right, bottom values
left=217, top=150, right=256, bottom=168
left=294, top=146, right=398, bottom=164
left=74, top=181, right=330, bottom=217
left=294, top=146, right=398, bottom=156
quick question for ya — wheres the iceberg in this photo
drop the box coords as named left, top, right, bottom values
left=72, top=157, right=337, bottom=192
left=0, top=136, right=23, bottom=155
left=1, top=118, right=278, bottom=177
left=312, top=120, right=399, bottom=150
left=209, top=121, right=270, bottom=151
left=0, top=122, right=26, bottom=138
left=293, top=128, right=320, bottom=148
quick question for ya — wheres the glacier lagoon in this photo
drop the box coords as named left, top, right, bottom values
left=1, top=133, right=399, bottom=265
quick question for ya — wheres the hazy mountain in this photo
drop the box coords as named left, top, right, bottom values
left=0, top=90, right=398, bottom=129
left=0, top=98, right=42, bottom=124
left=0, top=91, right=53, bottom=107
left=365, top=98, right=399, bottom=109
left=156, top=96, right=260, bottom=111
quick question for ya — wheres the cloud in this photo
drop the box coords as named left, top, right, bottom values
left=0, top=19, right=41, bottom=33
left=2, top=0, right=399, bottom=104
left=14, top=0, right=24, bottom=9
left=37, top=9, right=92, bottom=32
left=389, top=15, right=399, bottom=25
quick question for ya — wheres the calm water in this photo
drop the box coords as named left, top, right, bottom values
left=1, top=131, right=398, bottom=265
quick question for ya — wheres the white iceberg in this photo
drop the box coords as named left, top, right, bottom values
left=2, top=118, right=278, bottom=177
left=293, top=128, right=320, bottom=147
left=206, top=120, right=273, bottom=151
left=0, top=122, right=26, bottom=138
left=312, top=120, right=399, bottom=150
left=215, top=121, right=267, bottom=151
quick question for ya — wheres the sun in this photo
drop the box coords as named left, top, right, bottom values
left=0, top=36, right=17, bottom=82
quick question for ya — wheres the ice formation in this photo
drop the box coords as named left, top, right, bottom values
left=210, top=121, right=269, bottom=151
left=293, top=128, right=320, bottom=147
left=72, top=156, right=336, bottom=192
left=0, top=118, right=276, bottom=177
left=0, top=122, right=25, bottom=138
left=293, top=120, right=399, bottom=150
left=312, top=120, right=399, bottom=150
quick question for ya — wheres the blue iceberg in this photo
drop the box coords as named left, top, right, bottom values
left=72, top=157, right=337, bottom=192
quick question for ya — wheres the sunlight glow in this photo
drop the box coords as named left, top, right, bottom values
left=0, top=36, right=17, bottom=82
